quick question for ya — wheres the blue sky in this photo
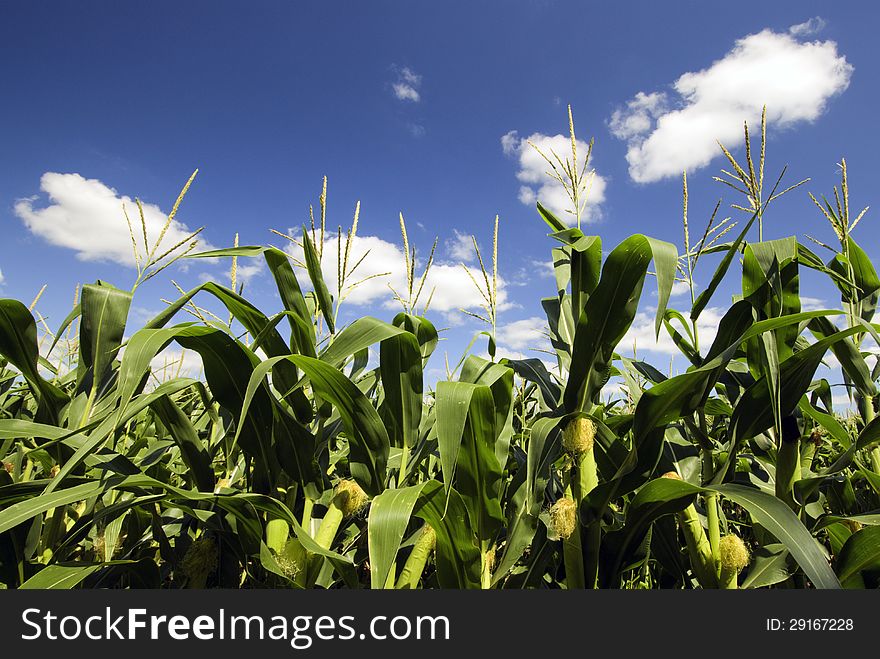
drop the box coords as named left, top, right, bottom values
left=1, top=1, right=878, bottom=380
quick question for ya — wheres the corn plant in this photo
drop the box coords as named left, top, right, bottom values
left=1, top=110, right=880, bottom=590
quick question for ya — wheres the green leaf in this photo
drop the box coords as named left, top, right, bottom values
left=379, top=330, right=422, bottom=451
left=77, top=282, right=132, bottom=392
left=564, top=234, right=676, bottom=413
left=728, top=324, right=865, bottom=460
left=549, top=229, right=602, bottom=322
left=239, top=354, right=388, bottom=496
left=368, top=480, right=482, bottom=589
left=504, top=358, right=561, bottom=409
left=301, top=226, right=335, bottom=333
left=741, top=544, right=792, bottom=589
left=692, top=210, right=758, bottom=321
left=536, top=202, right=568, bottom=232
left=412, top=481, right=482, bottom=588
left=20, top=564, right=102, bottom=589
left=41, top=378, right=199, bottom=495
left=191, top=246, right=316, bottom=358
left=435, top=381, right=504, bottom=542
left=835, top=525, right=880, bottom=587
left=460, top=355, right=515, bottom=467
left=808, top=316, right=876, bottom=397
left=0, top=299, right=68, bottom=423
left=320, top=317, right=406, bottom=368
left=0, top=480, right=117, bottom=534
left=605, top=476, right=703, bottom=578
left=150, top=394, right=214, bottom=492
left=141, top=280, right=310, bottom=418
left=367, top=486, right=423, bottom=589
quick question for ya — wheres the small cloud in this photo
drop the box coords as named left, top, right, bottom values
left=670, top=280, right=692, bottom=298
left=609, top=26, right=852, bottom=183
left=800, top=296, right=826, bottom=311
left=789, top=17, right=826, bottom=37
left=129, top=306, right=161, bottom=324
left=496, top=316, right=548, bottom=350
left=0, top=268, right=4, bottom=285
left=533, top=259, right=555, bottom=278
left=501, top=130, right=607, bottom=224
left=235, top=259, right=264, bottom=285
left=608, top=92, right=668, bottom=141
left=446, top=230, right=477, bottom=263
left=407, top=123, right=426, bottom=137
left=391, top=66, right=422, bottom=102
left=501, top=130, right=520, bottom=156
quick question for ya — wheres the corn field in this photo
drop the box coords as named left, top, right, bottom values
left=2, top=112, right=879, bottom=590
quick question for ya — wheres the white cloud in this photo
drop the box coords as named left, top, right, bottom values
left=283, top=231, right=511, bottom=314
left=621, top=306, right=725, bottom=356
left=446, top=230, right=477, bottom=263
left=502, top=130, right=607, bottom=224
left=14, top=173, right=213, bottom=266
left=533, top=259, right=555, bottom=279
left=0, top=268, right=4, bottom=285
left=670, top=280, right=693, bottom=298
left=789, top=17, right=826, bottom=38
left=235, top=259, right=264, bottom=285
left=392, top=66, right=422, bottom=102
left=496, top=316, right=548, bottom=350
left=608, top=92, right=668, bottom=141
left=800, top=296, right=826, bottom=311
left=609, top=27, right=852, bottom=183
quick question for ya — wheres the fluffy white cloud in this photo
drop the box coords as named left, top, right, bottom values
left=392, top=66, right=422, bottom=102
left=0, top=268, right=4, bottom=285
left=609, top=26, right=852, bottom=183
left=621, top=307, right=725, bottom=356
left=608, top=92, right=668, bottom=141
left=670, top=279, right=693, bottom=298
left=14, top=173, right=213, bottom=266
left=235, top=259, right=264, bottom=285
left=283, top=231, right=511, bottom=314
left=446, top=230, right=477, bottom=263
left=502, top=130, right=607, bottom=224
left=496, top=316, right=548, bottom=351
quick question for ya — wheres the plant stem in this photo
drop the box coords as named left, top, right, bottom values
left=576, top=449, right=600, bottom=588
left=677, top=504, right=718, bottom=588
left=719, top=566, right=739, bottom=589
left=871, top=448, right=880, bottom=476
left=700, top=446, right=721, bottom=579
left=705, top=491, right=721, bottom=579
left=301, top=498, right=314, bottom=532
left=562, top=481, right=586, bottom=589
left=399, top=443, right=410, bottom=487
